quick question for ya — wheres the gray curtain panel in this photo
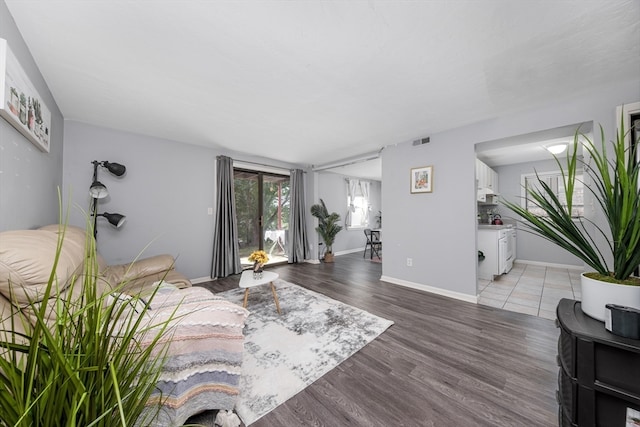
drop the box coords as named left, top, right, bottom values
left=287, top=168, right=309, bottom=263
left=211, top=155, right=242, bottom=278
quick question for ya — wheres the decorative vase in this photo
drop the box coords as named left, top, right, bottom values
left=580, top=273, right=640, bottom=321
left=324, top=252, right=334, bottom=263
left=253, top=262, right=263, bottom=279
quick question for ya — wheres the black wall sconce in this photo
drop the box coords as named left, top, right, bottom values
left=90, top=160, right=126, bottom=238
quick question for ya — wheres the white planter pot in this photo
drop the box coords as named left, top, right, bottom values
left=580, top=273, right=640, bottom=321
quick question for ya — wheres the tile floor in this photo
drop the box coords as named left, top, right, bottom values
left=478, top=262, right=583, bottom=320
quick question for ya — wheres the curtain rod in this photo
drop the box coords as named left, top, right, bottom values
left=232, top=158, right=306, bottom=175
left=344, top=177, right=373, bottom=183
left=311, top=148, right=383, bottom=172
left=312, top=155, right=379, bottom=172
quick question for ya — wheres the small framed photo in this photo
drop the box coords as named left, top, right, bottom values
left=410, top=166, right=433, bottom=193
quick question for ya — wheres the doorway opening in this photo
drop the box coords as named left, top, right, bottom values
left=474, top=122, right=590, bottom=319
left=234, top=168, right=290, bottom=267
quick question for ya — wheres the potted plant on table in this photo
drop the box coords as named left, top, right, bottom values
left=502, top=118, right=640, bottom=321
left=310, top=199, right=343, bottom=263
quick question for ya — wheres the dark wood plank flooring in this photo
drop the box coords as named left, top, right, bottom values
left=196, top=253, right=560, bottom=427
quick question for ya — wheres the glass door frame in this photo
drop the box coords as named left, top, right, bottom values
left=234, top=167, right=290, bottom=267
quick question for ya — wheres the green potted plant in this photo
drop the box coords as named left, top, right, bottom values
left=310, top=199, right=343, bottom=263
left=502, top=118, right=640, bottom=321
left=0, top=218, right=175, bottom=426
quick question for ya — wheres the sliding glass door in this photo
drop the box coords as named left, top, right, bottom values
left=234, top=169, right=290, bottom=266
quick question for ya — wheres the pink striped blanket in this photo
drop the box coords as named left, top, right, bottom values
left=134, top=284, right=248, bottom=426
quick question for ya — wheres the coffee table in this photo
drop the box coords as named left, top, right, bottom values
left=239, top=270, right=281, bottom=315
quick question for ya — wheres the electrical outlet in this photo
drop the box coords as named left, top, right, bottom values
left=207, top=207, right=213, bottom=215
left=406, top=258, right=412, bottom=267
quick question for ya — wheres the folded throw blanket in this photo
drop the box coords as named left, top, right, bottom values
left=134, top=285, right=248, bottom=427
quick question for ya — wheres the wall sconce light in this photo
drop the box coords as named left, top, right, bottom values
left=89, top=180, right=108, bottom=198
left=90, top=160, right=126, bottom=238
left=89, top=161, right=126, bottom=198
left=96, top=212, right=126, bottom=228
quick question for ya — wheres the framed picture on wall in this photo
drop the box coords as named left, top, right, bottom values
left=410, top=165, right=433, bottom=193
left=0, top=38, right=51, bottom=153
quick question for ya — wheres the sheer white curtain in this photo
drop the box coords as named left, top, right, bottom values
left=346, top=179, right=358, bottom=227
left=346, top=178, right=370, bottom=229
left=360, top=180, right=370, bottom=226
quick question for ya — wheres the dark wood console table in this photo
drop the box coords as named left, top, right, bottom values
left=556, top=298, right=640, bottom=426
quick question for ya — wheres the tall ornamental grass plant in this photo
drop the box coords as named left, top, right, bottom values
left=502, top=119, right=640, bottom=285
left=0, top=219, right=178, bottom=426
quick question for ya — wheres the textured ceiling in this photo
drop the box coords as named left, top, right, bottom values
left=5, top=1, right=640, bottom=176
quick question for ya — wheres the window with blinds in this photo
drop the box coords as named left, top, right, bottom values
left=522, top=171, right=584, bottom=218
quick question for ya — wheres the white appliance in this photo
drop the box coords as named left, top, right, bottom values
left=498, top=231, right=508, bottom=273
left=507, top=228, right=516, bottom=269
left=478, top=226, right=515, bottom=280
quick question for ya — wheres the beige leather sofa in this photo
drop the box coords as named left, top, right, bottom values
left=0, top=224, right=247, bottom=426
left=41, top=224, right=192, bottom=292
left=0, top=224, right=191, bottom=330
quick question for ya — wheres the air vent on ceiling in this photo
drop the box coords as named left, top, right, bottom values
left=412, top=137, right=430, bottom=146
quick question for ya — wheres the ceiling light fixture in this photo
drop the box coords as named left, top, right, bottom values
left=546, top=143, right=568, bottom=155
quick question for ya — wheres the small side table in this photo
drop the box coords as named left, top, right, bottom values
left=239, top=270, right=281, bottom=315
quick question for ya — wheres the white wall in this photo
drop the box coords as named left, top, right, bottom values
left=0, top=2, right=64, bottom=231
left=62, top=121, right=305, bottom=280
left=381, top=79, right=640, bottom=300
left=381, top=132, right=478, bottom=300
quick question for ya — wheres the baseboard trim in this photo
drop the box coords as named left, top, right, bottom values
left=335, top=247, right=365, bottom=256
left=310, top=247, right=365, bottom=262
left=380, top=275, right=478, bottom=304
left=190, top=276, right=213, bottom=284
left=515, top=259, right=583, bottom=271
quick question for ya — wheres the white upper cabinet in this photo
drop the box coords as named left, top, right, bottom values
left=490, top=167, right=499, bottom=193
left=476, top=159, right=499, bottom=201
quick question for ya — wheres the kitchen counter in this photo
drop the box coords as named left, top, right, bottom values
left=478, top=224, right=515, bottom=230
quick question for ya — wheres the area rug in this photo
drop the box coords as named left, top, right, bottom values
left=217, top=279, right=394, bottom=425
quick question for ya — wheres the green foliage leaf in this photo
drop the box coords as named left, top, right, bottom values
left=502, top=116, right=640, bottom=283
left=0, top=217, right=176, bottom=426
left=310, top=199, right=343, bottom=252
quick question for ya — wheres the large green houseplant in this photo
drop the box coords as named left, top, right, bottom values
left=310, top=199, right=343, bottom=263
left=0, top=217, right=176, bottom=426
left=502, top=119, right=640, bottom=320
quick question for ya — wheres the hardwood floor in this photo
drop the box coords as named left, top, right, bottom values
left=197, top=253, right=560, bottom=427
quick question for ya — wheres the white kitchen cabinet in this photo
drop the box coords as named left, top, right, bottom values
left=476, top=159, right=499, bottom=201
left=476, top=159, right=486, bottom=189
left=490, top=168, right=499, bottom=193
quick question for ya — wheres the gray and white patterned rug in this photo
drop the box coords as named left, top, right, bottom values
left=217, top=279, right=394, bottom=426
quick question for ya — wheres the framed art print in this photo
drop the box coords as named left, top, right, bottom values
left=0, top=38, right=51, bottom=153
left=410, top=165, right=433, bottom=193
